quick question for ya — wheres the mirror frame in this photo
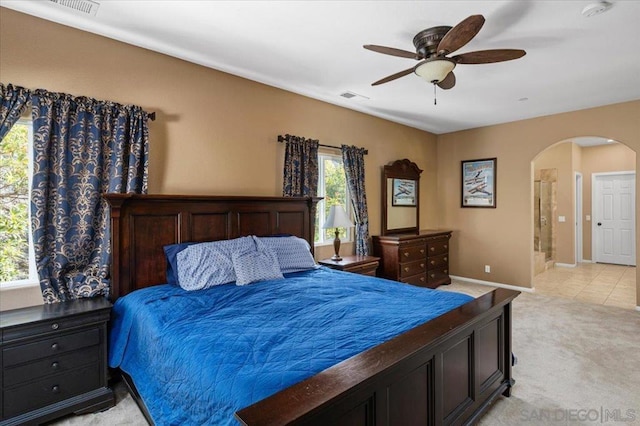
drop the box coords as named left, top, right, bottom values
left=381, top=159, right=423, bottom=235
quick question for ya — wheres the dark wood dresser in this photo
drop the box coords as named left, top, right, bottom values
left=0, top=297, right=114, bottom=425
left=373, top=230, right=452, bottom=288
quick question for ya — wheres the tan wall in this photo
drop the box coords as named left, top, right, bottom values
left=533, top=142, right=575, bottom=264
left=437, top=101, right=640, bottom=301
left=581, top=143, right=636, bottom=260
left=0, top=8, right=437, bottom=308
left=2, top=8, right=640, bottom=308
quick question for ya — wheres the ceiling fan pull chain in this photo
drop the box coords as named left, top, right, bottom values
left=433, top=83, right=437, bottom=105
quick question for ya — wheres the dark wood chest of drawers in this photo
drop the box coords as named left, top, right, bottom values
left=372, top=230, right=452, bottom=288
left=0, top=298, right=114, bottom=425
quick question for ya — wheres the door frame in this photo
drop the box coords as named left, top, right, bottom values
left=575, top=172, right=583, bottom=264
left=592, top=171, right=636, bottom=264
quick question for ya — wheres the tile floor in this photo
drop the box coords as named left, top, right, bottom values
left=533, top=263, right=637, bottom=309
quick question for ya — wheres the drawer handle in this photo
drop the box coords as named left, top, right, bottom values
left=430, top=260, right=435, bottom=265
left=430, top=273, right=435, bottom=278
left=444, top=269, right=448, bottom=274
left=420, top=277, right=425, bottom=282
left=404, top=267, right=410, bottom=272
left=51, top=323, right=59, bottom=330
left=430, top=247, right=435, bottom=251
left=52, top=385, right=60, bottom=394
left=420, top=263, right=424, bottom=268
left=420, top=249, right=425, bottom=254
left=444, top=245, right=448, bottom=249
left=51, top=361, right=59, bottom=370
left=444, top=257, right=447, bottom=262
left=51, top=343, right=59, bottom=351
left=403, top=252, right=410, bottom=257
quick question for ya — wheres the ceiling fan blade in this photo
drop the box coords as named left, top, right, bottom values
left=363, top=44, right=420, bottom=59
left=372, top=67, right=415, bottom=86
left=437, top=14, right=485, bottom=55
left=437, top=72, right=456, bottom=90
left=452, top=49, right=526, bottom=64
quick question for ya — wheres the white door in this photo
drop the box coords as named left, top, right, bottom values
left=593, top=173, right=636, bottom=266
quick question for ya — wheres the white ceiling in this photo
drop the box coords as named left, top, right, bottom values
left=2, top=0, right=640, bottom=134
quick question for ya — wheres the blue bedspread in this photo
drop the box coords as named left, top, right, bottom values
left=109, top=267, right=473, bottom=425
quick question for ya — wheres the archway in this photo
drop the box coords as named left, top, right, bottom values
left=531, top=136, right=637, bottom=309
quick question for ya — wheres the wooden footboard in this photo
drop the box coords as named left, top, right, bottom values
left=236, top=288, right=518, bottom=426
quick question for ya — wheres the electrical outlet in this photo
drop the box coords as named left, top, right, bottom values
left=484, top=265, right=491, bottom=273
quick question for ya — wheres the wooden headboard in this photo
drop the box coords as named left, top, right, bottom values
left=105, top=194, right=319, bottom=301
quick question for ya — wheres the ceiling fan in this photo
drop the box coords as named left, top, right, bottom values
left=364, top=15, right=526, bottom=92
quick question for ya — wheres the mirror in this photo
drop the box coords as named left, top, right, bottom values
left=381, top=159, right=422, bottom=235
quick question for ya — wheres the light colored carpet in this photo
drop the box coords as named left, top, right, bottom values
left=50, top=282, right=640, bottom=425
left=478, top=290, right=640, bottom=426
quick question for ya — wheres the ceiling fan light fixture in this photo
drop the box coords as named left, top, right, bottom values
left=414, top=58, right=456, bottom=83
left=581, top=1, right=612, bottom=17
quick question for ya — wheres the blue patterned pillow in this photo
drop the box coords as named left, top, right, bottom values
left=176, top=236, right=256, bottom=291
left=257, top=236, right=317, bottom=273
left=163, top=242, right=197, bottom=286
left=232, top=248, right=283, bottom=286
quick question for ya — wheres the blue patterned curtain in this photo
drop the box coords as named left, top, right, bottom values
left=30, top=89, right=149, bottom=303
left=282, top=136, right=319, bottom=197
left=0, top=83, right=31, bottom=139
left=342, top=145, right=369, bottom=255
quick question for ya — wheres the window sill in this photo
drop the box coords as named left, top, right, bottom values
left=0, top=280, right=40, bottom=290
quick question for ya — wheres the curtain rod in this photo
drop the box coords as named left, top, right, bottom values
left=277, top=134, right=368, bottom=155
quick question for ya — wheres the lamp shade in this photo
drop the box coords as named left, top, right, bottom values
left=322, top=205, right=354, bottom=229
left=414, top=58, right=456, bottom=83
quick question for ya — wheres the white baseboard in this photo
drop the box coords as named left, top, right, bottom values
left=555, top=262, right=577, bottom=268
left=581, top=259, right=593, bottom=263
left=449, top=275, right=535, bottom=293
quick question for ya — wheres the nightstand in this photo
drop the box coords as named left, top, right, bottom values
left=0, top=297, right=114, bottom=425
left=319, top=255, right=380, bottom=276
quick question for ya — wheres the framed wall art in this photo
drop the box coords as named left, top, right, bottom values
left=392, top=178, right=417, bottom=206
left=461, top=158, right=496, bottom=208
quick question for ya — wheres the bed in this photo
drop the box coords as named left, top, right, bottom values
left=105, top=194, right=519, bottom=425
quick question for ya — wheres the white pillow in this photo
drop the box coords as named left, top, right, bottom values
left=257, top=236, right=317, bottom=273
left=176, top=236, right=256, bottom=290
left=232, top=248, right=283, bottom=286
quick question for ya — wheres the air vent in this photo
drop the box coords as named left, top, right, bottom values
left=49, top=0, right=100, bottom=16
left=339, top=91, right=370, bottom=100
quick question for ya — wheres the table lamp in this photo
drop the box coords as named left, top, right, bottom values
left=322, top=205, right=354, bottom=261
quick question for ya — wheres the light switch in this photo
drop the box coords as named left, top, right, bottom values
left=586, top=215, right=591, bottom=221
left=558, top=216, right=566, bottom=222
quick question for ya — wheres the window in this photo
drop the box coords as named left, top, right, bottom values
left=316, top=152, right=351, bottom=244
left=0, top=119, right=37, bottom=288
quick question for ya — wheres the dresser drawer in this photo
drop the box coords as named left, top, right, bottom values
left=3, top=328, right=100, bottom=367
left=427, top=239, right=449, bottom=256
left=399, top=259, right=426, bottom=278
left=427, top=268, right=450, bottom=284
left=427, top=253, right=448, bottom=270
left=401, top=273, right=428, bottom=287
left=398, top=244, right=427, bottom=262
left=347, top=262, right=379, bottom=276
left=2, top=309, right=109, bottom=343
left=3, top=364, right=100, bottom=418
left=3, top=346, right=100, bottom=387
